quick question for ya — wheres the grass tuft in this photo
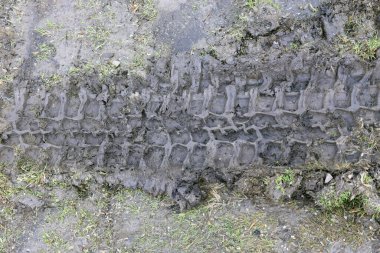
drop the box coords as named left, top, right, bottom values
left=33, top=43, right=56, bottom=61
left=338, top=35, right=380, bottom=61
left=275, top=169, right=295, bottom=193
left=85, top=25, right=110, bottom=50
left=246, top=0, right=280, bottom=10
left=318, top=191, right=367, bottom=213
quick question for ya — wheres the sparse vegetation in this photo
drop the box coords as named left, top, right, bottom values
left=227, top=14, right=249, bottom=41
left=33, top=43, right=56, bottom=61
left=361, top=172, right=373, bottom=186
left=245, top=0, right=280, bottom=10
left=0, top=74, right=13, bottom=88
left=68, top=61, right=119, bottom=81
left=0, top=170, right=12, bottom=202
left=85, top=25, right=110, bottom=50
left=116, top=185, right=277, bottom=252
left=41, top=73, right=62, bottom=89
left=128, top=0, right=158, bottom=20
left=338, top=34, right=380, bottom=60
left=318, top=191, right=367, bottom=213
left=42, top=231, right=68, bottom=250
left=296, top=212, right=371, bottom=250
left=275, top=169, right=295, bottom=193
left=35, top=20, right=62, bottom=37
left=16, top=158, right=47, bottom=187
left=75, top=0, right=102, bottom=9
left=289, top=42, right=301, bottom=50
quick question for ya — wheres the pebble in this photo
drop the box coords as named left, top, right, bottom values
left=112, top=60, right=121, bottom=68
left=101, top=52, right=114, bottom=60
left=325, top=173, right=333, bottom=184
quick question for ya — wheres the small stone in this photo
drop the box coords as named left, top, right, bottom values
left=253, top=229, right=261, bottom=236
left=112, top=60, right=121, bottom=68
left=101, top=52, right=114, bottom=60
left=16, top=194, right=44, bottom=209
left=325, top=173, right=333, bottom=184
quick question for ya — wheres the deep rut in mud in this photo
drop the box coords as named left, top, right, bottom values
left=0, top=0, right=379, bottom=210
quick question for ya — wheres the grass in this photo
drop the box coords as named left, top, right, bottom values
left=318, top=191, right=367, bottom=213
left=361, top=173, right=373, bottom=186
left=35, top=20, right=62, bottom=37
left=16, top=158, right=47, bottom=187
left=110, top=185, right=277, bottom=252
left=41, top=73, right=62, bottom=89
left=0, top=171, right=13, bottom=203
left=245, top=0, right=280, bottom=10
left=68, top=61, right=119, bottom=81
left=33, top=43, right=56, bottom=61
left=42, top=231, right=68, bottom=250
left=296, top=212, right=370, bottom=250
left=68, top=62, right=95, bottom=76
left=85, top=25, right=110, bottom=50
left=338, top=34, right=380, bottom=61
left=131, top=0, right=157, bottom=21
left=226, top=14, right=249, bottom=41
left=0, top=74, right=13, bottom=89
left=352, top=122, right=380, bottom=151
left=352, top=36, right=380, bottom=60
left=1, top=179, right=377, bottom=252
left=75, top=0, right=102, bottom=9
left=130, top=50, right=146, bottom=69
left=275, top=169, right=295, bottom=193
left=129, top=42, right=150, bottom=77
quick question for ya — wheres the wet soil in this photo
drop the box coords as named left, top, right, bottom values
left=0, top=0, right=380, bottom=251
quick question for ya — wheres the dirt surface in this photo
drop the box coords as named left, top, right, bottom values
left=2, top=183, right=380, bottom=253
left=0, top=0, right=380, bottom=252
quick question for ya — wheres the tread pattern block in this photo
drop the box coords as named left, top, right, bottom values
left=1, top=55, right=379, bottom=175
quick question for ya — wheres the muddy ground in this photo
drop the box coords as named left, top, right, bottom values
left=1, top=0, right=380, bottom=252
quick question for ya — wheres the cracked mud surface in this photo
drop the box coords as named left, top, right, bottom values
left=0, top=0, right=380, bottom=251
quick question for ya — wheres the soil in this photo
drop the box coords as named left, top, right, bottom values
left=0, top=0, right=380, bottom=252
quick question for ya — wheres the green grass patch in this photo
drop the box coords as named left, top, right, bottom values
left=0, top=171, right=13, bottom=202
left=318, top=191, right=367, bottom=213
left=68, top=61, right=119, bottom=81
left=246, top=0, right=280, bottom=10
left=42, top=231, right=68, bottom=250
left=275, top=169, right=295, bottom=193
left=35, top=20, right=62, bottom=37
left=85, top=25, right=110, bottom=50
left=139, top=0, right=158, bottom=21
left=338, top=35, right=380, bottom=61
left=41, top=73, right=62, bottom=89
left=33, top=43, right=56, bottom=61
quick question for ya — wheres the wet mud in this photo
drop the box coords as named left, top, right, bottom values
left=0, top=0, right=379, bottom=211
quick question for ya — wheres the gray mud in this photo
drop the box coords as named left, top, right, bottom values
left=0, top=0, right=380, bottom=251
